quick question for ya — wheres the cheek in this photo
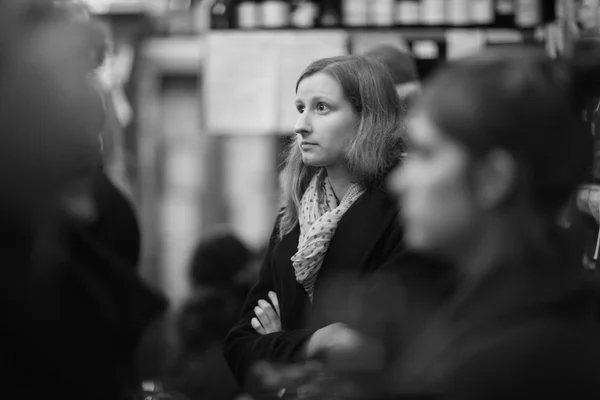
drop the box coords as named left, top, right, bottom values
left=403, top=160, right=478, bottom=253
left=320, top=115, right=357, bottom=151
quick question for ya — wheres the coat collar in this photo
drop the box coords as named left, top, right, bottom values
left=314, top=185, right=399, bottom=285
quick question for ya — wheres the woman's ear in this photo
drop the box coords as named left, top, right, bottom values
left=474, top=149, right=518, bottom=209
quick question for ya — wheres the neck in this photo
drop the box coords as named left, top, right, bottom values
left=455, top=218, right=508, bottom=285
left=325, top=164, right=353, bottom=201
left=454, top=210, right=555, bottom=286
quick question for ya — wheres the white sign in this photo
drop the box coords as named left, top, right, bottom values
left=206, top=31, right=348, bottom=135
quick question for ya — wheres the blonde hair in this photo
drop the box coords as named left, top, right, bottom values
left=278, top=55, right=406, bottom=239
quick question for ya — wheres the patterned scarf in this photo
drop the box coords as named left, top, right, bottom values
left=292, top=170, right=366, bottom=303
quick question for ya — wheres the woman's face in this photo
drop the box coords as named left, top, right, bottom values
left=294, top=72, right=359, bottom=168
left=388, top=112, right=482, bottom=258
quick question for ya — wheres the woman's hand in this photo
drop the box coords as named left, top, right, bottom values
left=252, top=291, right=281, bottom=335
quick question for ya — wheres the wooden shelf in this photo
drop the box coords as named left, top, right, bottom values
left=211, top=25, right=538, bottom=33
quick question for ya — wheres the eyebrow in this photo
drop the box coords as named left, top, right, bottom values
left=295, top=95, right=335, bottom=105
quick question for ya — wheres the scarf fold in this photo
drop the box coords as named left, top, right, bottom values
left=291, top=170, right=365, bottom=303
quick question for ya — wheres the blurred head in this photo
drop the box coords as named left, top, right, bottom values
left=0, top=0, right=101, bottom=225
left=46, top=1, right=108, bottom=226
left=388, top=45, right=596, bottom=263
left=362, top=45, right=421, bottom=103
left=178, top=290, right=240, bottom=352
left=279, top=55, right=406, bottom=238
left=190, top=231, right=252, bottom=288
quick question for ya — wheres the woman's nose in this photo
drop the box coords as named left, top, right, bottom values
left=294, top=112, right=311, bottom=136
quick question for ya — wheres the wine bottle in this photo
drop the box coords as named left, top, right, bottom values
left=211, top=0, right=232, bottom=29
left=494, top=0, right=515, bottom=27
left=372, top=0, right=395, bottom=26
left=342, top=0, right=369, bottom=27
left=291, top=0, right=318, bottom=27
left=515, top=0, right=540, bottom=27
left=319, top=0, right=341, bottom=27
left=447, top=0, right=470, bottom=25
left=420, top=0, right=445, bottom=25
left=395, top=0, right=420, bottom=25
left=237, top=0, right=259, bottom=28
left=261, top=0, right=290, bottom=28
left=470, top=0, right=494, bottom=24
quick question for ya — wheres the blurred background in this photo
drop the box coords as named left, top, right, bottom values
left=83, top=0, right=600, bottom=386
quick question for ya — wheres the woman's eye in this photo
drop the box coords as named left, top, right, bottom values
left=296, top=105, right=305, bottom=114
left=316, top=103, right=329, bottom=112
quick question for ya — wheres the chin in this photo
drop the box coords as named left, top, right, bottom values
left=301, top=156, right=327, bottom=168
left=404, top=229, right=430, bottom=252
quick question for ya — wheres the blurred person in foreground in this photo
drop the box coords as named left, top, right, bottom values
left=167, top=231, right=256, bottom=400
left=52, top=0, right=141, bottom=270
left=224, top=55, right=409, bottom=398
left=362, top=44, right=421, bottom=105
left=383, top=41, right=600, bottom=397
left=0, top=2, right=166, bottom=399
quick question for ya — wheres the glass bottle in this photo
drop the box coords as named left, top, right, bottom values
left=395, top=0, right=420, bottom=25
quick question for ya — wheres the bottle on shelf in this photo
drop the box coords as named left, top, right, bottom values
left=211, top=0, right=233, bottom=29
left=261, top=0, right=290, bottom=28
left=371, top=0, right=396, bottom=27
left=319, top=0, right=342, bottom=27
left=447, top=0, right=471, bottom=26
left=515, top=0, right=540, bottom=27
left=411, top=38, right=446, bottom=80
left=395, top=0, right=421, bottom=26
left=494, top=0, right=515, bottom=27
left=420, top=0, right=446, bottom=25
left=237, top=0, right=259, bottom=28
left=342, top=0, right=370, bottom=27
left=470, top=0, right=494, bottom=24
left=291, top=0, right=319, bottom=28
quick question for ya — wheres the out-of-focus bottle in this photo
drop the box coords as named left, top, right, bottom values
left=515, top=0, right=540, bottom=27
left=211, top=0, right=233, bottom=29
left=447, top=0, right=471, bottom=25
left=395, top=0, right=420, bottom=25
left=237, top=0, right=259, bottom=28
left=291, top=0, right=319, bottom=27
left=342, top=0, right=370, bottom=27
left=261, top=0, right=290, bottom=27
left=420, top=0, right=445, bottom=25
left=319, top=0, right=341, bottom=27
left=494, top=0, right=515, bottom=27
left=470, top=0, right=494, bottom=24
left=371, top=0, right=396, bottom=26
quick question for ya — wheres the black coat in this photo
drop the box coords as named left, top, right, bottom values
left=391, top=256, right=600, bottom=398
left=87, top=168, right=140, bottom=269
left=0, top=223, right=167, bottom=400
left=223, top=186, right=406, bottom=389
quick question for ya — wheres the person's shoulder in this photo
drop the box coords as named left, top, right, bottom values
left=451, top=319, right=600, bottom=397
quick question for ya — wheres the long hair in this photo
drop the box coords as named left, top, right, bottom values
left=278, top=55, right=406, bottom=239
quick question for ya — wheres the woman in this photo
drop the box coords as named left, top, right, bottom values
left=223, top=55, right=407, bottom=391
left=386, top=42, right=600, bottom=397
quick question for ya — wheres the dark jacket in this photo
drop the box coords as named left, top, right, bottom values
left=88, top=167, right=140, bottom=269
left=0, top=223, right=167, bottom=400
left=223, top=186, right=406, bottom=389
left=391, top=251, right=600, bottom=398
